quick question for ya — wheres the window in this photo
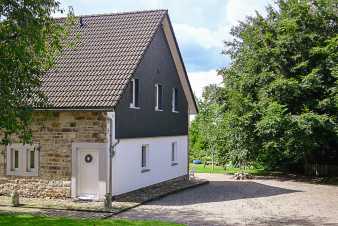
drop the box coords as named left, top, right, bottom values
left=10, top=148, right=19, bottom=171
left=129, top=78, right=140, bottom=108
left=141, top=144, right=150, bottom=172
left=6, top=144, right=39, bottom=176
left=171, top=142, right=178, bottom=166
left=27, top=146, right=36, bottom=172
left=155, top=84, right=163, bottom=111
left=172, top=88, right=179, bottom=112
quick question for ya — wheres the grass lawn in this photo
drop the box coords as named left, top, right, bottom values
left=190, top=164, right=338, bottom=185
left=0, top=214, right=184, bottom=226
left=190, top=163, right=268, bottom=175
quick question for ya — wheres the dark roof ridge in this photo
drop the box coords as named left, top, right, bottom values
left=54, top=9, right=168, bottom=19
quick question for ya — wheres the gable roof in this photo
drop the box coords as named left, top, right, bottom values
left=41, top=10, right=198, bottom=114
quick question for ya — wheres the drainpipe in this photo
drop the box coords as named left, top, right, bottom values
left=105, top=117, right=119, bottom=209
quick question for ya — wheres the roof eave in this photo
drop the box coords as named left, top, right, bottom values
left=33, top=107, right=115, bottom=112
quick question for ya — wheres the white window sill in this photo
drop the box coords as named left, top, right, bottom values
left=7, top=171, right=38, bottom=177
left=141, top=168, right=150, bottom=173
left=129, top=105, right=140, bottom=110
left=6, top=170, right=20, bottom=176
left=171, top=162, right=178, bottom=166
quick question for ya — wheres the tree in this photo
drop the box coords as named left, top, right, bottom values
left=0, top=0, right=73, bottom=144
left=189, top=85, right=225, bottom=169
left=189, top=117, right=207, bottom=161
left=220, top=0, right=338, bottom=170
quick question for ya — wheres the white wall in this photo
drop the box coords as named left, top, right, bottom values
left=112, top=135, right=188, bottom=196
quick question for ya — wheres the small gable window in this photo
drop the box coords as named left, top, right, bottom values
left=172, top=88, right=179, bottom=113
left=129, top=78, right=140, bottom=108
left=155, top=84, right=163, bottom=111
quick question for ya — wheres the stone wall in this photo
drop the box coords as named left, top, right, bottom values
left=0, top=111, right=107, bottom=199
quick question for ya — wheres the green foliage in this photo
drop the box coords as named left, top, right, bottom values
left=190, top=163, right=267, bottom=175
left=189, top=85, right=225, bottom=163
left=190, top=0, right=338, bottom=171
left=0, top=0, right=73, bottom=144
left=189, top=118, right=206, bottom=160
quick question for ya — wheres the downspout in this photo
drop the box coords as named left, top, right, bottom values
left=105, top=117, right=119, bottom=209
left=187, top=113, right=190, bottom=180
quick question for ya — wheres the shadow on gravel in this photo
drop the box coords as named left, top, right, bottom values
left=256, top=174, right=338, bottom=186
left=149, top=181, right=301, bottom=205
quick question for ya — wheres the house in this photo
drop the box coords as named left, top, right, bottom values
left=0, top=10, right=197, bottom=200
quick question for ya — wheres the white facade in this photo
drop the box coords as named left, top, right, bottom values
left=71, top=112, right=188, bottom=199
left=111, top=135, right=188, bottom=196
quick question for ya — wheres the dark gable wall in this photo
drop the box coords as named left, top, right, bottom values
left=115, top=26, right=188, bottom=139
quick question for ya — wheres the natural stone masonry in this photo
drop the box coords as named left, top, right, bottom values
left=0, top=111, right=107, bottom=199
left=0, top=178, right=71, bottom=199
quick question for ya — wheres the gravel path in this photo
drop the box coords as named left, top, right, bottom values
left=115, top=173, right=338, bottom=226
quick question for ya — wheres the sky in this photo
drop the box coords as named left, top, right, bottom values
left=56, top=0, right=273, bottom=98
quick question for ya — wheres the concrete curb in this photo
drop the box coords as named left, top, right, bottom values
left=0, top=203, right=120, bottom=214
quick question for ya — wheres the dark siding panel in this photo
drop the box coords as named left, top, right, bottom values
left=115, top=27, right=188, bottom=138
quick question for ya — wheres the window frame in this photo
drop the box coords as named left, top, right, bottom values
left=10, top=147, right=20, bottom=172
left=6, top=144, right=39, bottom=177
left=155, top=83, right=163, bottom=111
left=26, top=146, right=37, bottom=173
left=141, top=144, right=150, bottom=173
left=171, top=142, right=178, bottom=166
left=172, top=88, right=179, bottom=113
left=129, top=78, right=140, bottom=109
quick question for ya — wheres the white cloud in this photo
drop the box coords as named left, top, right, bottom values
left=174, top=24, right=220, bottom=49
left=174, top=23, right=230, bottom=50
left=188, top=70, right=223, bottom=98
left=225, top=0, right=272, bottom=26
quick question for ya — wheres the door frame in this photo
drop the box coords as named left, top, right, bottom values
left=71, top=143, right=107, bottom=200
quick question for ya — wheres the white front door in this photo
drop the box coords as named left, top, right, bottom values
left=77, top=149, right=99, bottom=199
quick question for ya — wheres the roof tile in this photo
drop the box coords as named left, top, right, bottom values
left=41, top=10, right=167, bottom=109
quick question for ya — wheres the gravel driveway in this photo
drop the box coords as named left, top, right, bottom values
left=115, top=173, right=338, bottom=226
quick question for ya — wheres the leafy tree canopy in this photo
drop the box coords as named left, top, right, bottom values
left=221, top=0, right=338, bottom=169
left=0, top=0, right=72, bottom=144
left=190, top=0, right=338, bottom=171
